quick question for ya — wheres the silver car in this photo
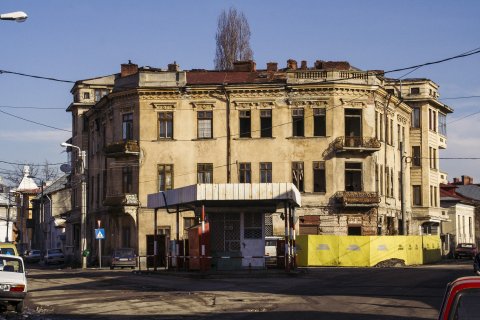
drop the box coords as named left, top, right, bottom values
left=0, top=255, right=27, bottom=313
left=44, top=248, right=64, bottom=265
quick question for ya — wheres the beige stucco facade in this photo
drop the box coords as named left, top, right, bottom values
left=66, top=60, right=452, bottom=266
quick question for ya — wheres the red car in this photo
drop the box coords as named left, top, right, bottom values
left=438, top=276, right=480, bottom=319
left=454, top=243, right=477, bottom=259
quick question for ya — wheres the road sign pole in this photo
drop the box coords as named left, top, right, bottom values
left=97, top=220, right=102, bottom=269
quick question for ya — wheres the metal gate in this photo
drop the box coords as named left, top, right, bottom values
left=209, top=212, right=241, bottom=270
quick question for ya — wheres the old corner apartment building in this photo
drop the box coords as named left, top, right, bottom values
left=65, top=59, right=452, bottom=262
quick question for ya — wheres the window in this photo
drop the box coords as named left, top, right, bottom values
left=158, top=164, right=173, bottom=191
left=292, top=109, right=304, bottom=137
left=345, top=162, right=362, bottom=192
left=412, top=107, right=420, bottom=128
left=412, top=146, right=421, bottom=166
left=96, top=173, right=100, bottom=206
left=197, top=163, right=213, bottom=184
left=94, top=88, right=109, bottom=102
left=313, top=161, right=326, bottom=192
left=239, top=110, right=251, bottom=138
left=83, top=92, right=90, bottom=100
left=429, top=109, right=437, bottom=131
left=375, top=111, right=379, bottom=139
left=434, top=186, right=438, bottom=207
left=412, top=185, right=422, bottom=206
left=197, top=111, right=213, bottom=139
left=410, top=87, right=420, bottom=95
left=313, top=108, right=326, bottom=136
left=260, top=110, right=272, bottom=138
left=122, top=167, right=133, bottom=193
left=122, top=113, right=133, bottom=140
left=390, top=168, right=394, bottom=197
left=292, top=162, right=304, bottom=192
left=345, top=109, right=362, bottom=146
left=158, top=112, right=173, bottom=139
left=260, top=162, right=272, bottom=183
left=438, top=112, right=447, bottom=136
left=379, top=164, right=384, bottom=196
left=429, top=147, right=437, bottom=169
left=244, top=212, right=262, bottom=239
left=238, top=162, right=251, bottom=183
left=390, top=118, right=394, bottom=145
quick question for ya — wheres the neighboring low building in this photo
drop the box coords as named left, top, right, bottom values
left=31, top=175, right=70, bottom=253
left=450, top=175, right=480, bottom=248
left=0, top=192, right=16, bottom=243
left=440, top=183, right=476, bottom=257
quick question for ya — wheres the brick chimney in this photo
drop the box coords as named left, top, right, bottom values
left=287, top=59, right=298, bottom=70
left=168, top=61, right=180, bottom=72
left=267, top=62, right=278, bottom=72
left=121, top=60, right=138, bottom=77
left=462, top=175, right=473, bottom=185
left=233, top=60, right=256, bottom=72
left=300, top=60, right=308, bottom=70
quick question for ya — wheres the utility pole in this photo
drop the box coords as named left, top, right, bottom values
left=80, top=150, right=87, bottom=269
left=400, top=142, right=407, bottom=235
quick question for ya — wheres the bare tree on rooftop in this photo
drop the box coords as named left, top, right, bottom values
left=214, top=7, right=253, bottom=71
left=2, top=161, right=59, bottom=186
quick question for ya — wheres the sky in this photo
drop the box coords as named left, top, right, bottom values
left=1, top=0, right=480, bottom=185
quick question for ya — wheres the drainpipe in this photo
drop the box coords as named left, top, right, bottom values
left=224, top=88, right=231, bottom=183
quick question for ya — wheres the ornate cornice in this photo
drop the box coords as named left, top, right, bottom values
left=190, top=101, right=217, bottom=110
left=233, top=99, right=276, bottom=109
left=150, top=102, right=177, bottom=110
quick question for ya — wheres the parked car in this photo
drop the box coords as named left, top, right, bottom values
left=0, top=254, right=27, bottom=313
left=265, top=236, right=283, bottom=268
left=0, top=243, right=19, bottom=256
left=23, top=250, right=42, bottom=264
left=438, top=276, right=480, bottom=319
left=474, top=253, right=480, bottom=276
left=454, top=243, right=477, bottom=259
left=44, top=248, right=64, bottom=265
left=110, top=248, right=136, bottom=269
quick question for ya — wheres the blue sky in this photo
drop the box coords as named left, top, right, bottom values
left=1, top=0, right=480, bottom=184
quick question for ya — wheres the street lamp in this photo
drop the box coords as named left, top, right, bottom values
left=61, top=142, right=87, bottom=269
left=0, top=11, right=28, bottom=22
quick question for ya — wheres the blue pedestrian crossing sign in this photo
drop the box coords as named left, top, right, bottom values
left=95, top=228, right=105, bottom=239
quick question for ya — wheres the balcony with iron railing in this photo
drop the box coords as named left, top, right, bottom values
left=333, top=136, right=381, bottom=153
left=334, top=191, right=380, bottom=208
left=103, top=193, right=140, bottom=207
left=104, top=140, right=140, bottom=158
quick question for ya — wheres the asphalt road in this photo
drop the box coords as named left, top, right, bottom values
left=0, top=259, right=475, bottom=320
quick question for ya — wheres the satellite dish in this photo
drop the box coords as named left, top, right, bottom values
left=60, top=164, right=72, bottom=173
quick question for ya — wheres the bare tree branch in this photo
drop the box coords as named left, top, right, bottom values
left=214, top=7, right=253, bottom=71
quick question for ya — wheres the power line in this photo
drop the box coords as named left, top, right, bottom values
left=0, top=69, right=75, bottom=84
left=0, top=109, right=71, bottom=132
left=0, top=105, right=65, bottom=110
left=441, top=95, right=480, bottom=100
left=384, top=47, right=480, bottom=75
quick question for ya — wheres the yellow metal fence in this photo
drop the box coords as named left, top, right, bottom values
left=296, top=235, right=441, bottom=267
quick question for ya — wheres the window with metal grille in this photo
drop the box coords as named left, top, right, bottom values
left=122, top=113, right=133, bottom=140
left=197, top=163, right=213, bottom=183
left=313, top=108, right=326, bottom=136
left=260, top=110, right=272, bottom=137
left=260, top=162, right=272, bottom=183
left=239, top=110, right=251, bottom=138
left=292, top=109, right=304, bottom=137
left=197, top=111, right=213, bottom=139
left=158, top=112, right=173, bottom=139
left=158, top=164, right=173, bottom=191
left=292, top=162, right=304, bottom=192
left=239, top=162, right=251, bottom=183
left=264, top=214, right=273, bottom=237
left=244, top=212, right=262, bottom=239
left=313, top=161, right=326, bottom=192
